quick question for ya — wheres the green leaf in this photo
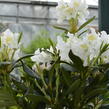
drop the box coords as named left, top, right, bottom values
left=26, top=94, right=49, bottom=104
left=69, top=50, right=84, bottom=70
left=53, top=25, right=68, bottom=33
left=12, top=80, right=27, bottom=92
left=0, top=37, right=1, bottom=48
left=49, top=57, right=60, bottom=88
left=9, top=106, right=20, bottom=109
left=78, top=30, right=88, bottom=37
left=14, top=54, right=34, bottom=64
left=12, top=54, right=34, bottom=70
left=62, top=70, right=73, bottom=87
left=65, top=79, right=81, bottom=96
left=18, top=32, right=22, bottom=44
left=50, top=57, right=60, bottom=71
left=55, top=69, right=60, bottom=103
left=0, top=62, right=11, bottom=67
left=77, top=16, right=95, bottom=32
left=48, top=38, right=55, bottom=48
left=0, top=62, right=11, bottom=73
left=0, top=88, right=17, bottom=107
left=84, top=88, right=107, bottom=103
left=60, top=60, right=72, bottom=67
left=21, top=61, right=37, bottom=78
left=99, top=63, right=109, bottom=70
left=74, top=85, right=85, bottom=108
left=100, top=43, right=109, bottom=55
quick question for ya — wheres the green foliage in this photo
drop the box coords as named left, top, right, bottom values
left=54, top=16, right=95, bottom=34
left=11, top=50, right=108, bottom=109
left=22, top=30, right=54, bottom=54
left=69, top=50, right=84, bottom=71
left=0, top=88, right=17, bottom=107
left=53, top=25, right=68, bottom=33
left=18, top=32, right=23, bottom=44
left=77, top=16, right=96, bottom=32
left=0, top=8, right=109, bottom=109
left=0, top=37, right=1, bottom=48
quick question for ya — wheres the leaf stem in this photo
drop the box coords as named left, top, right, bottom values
left=55, top=68, right=59, bottom=104
left=40, top=74, right=48, bottom=89
left=34, top=79, right=51, bottom=102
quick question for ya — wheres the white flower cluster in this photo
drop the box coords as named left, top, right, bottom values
left=31, top=47, right=54, bottom=70
left=56, top=0, right=89, bottom=24
left=0, top=29, right=21, bottom=61
left=56, top=28, right=109, bottom=66
left=31, top=0, right=109, bottom=69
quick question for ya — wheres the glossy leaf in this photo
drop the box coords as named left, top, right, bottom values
left=0, top=88, right=17, bottom=107
left=21, top=61, right=37, bottom=78
left=85, top=88, right=107, bottom=102
left=69, top=50, right=84, bottom=70
left=14, top=54, right=34, bottom=64
left=26, top=94, right=49, bottom=103
left=0, top=37, right=1, bottom=48
left=65, top=79, right=81, bottom=96
left=62, top=70, right=73, bottom=87
left=18, top=32, right=22, bottom=44
left=77, top=16, right=95, bottom=32
left=53, top=25, right=68, bottom=33
left=0, top=62, right=11, bottom=67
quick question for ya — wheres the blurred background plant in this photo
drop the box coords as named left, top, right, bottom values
left=21, top=29, right=56, bottom=67
left=22, top=29, right=55, bottom=54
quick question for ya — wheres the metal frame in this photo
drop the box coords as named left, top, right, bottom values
left=0, top=0, right=57, bottom=6
left=0, top=0, right=98, bottom=8
left=0, top=0, right=98, bottom=26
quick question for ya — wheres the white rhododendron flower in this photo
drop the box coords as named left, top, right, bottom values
left=31, top=46, right=54, bottom=70
left=31, top=48, right=52, bottom=64
left=56, top=28, right=109, bottom=66
left=100, top=31, right=109, bottom=43
left=0, top=29, right=21, bottom=61
left=56, top=0, right=88, bottom=24
left=56, top=36, right=71, bottom=62
left=100, top=31, right=109, bottom=63
left=1, top=29, right=19, bottom=49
